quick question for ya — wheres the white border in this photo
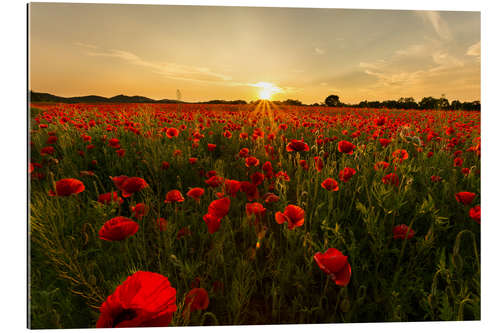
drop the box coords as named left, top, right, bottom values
left=2, top=1, right=499, bottom=332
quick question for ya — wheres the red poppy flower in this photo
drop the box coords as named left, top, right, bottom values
left=201, top=212, right=221, bottom=233
left=245, top=156, right=260, bottom=167
left=131, top=203, right=147, bottom=219
left=379, top=138, right=391, bottom=147
left=427, top=151, right=434, bottom=158
left=183, top=288, right=209, bottom=318
left=251, top=172, right=265, bottom=186
left=275, top=205, right=305, bottom=230
left=246, top=202, right=266, bottom=220
left=208, top=197, right=230, bottom=218
left=165, top=190, right=185, bottom=203
left=382, top=173, right=400, bottom=187
left=49, top=178, right=85, bottom=196
left=120, top=177, right=149, bottom=198
left=313, top=248, right=351, bottom=287
left=239, top=148, right=250, bottom=158
left=166, top=128, right=179, bottom=138
left=339, top=167, right=356, bottom=182
left=161, top=161, right=170, bottom=170
left=299, top=159, right=309, bottom=170
left=47, top=135, right=58, bottom=144
left=469, top=205, right=480, bottom=224
left=98, top=192, right=123, bottom=205
left=99, top=217, right=139, bottom=241
left=240, top=181, right=260, bottom=201
left=321, top=178, right=339, bottom=191
left=116, top=149, right=125, bottom=157
left=206, top=170, right=217, bottom=178
left=431, top=175, right=442, bottom=183
left=262, top=161, right=273, bottom=174
left=223, top=130, right=232, bottom=138
left=177, top=227, right=192, bottom=239
left=205, top=175, right=223, bottom=188
left=286, top=140, right=310, bottom=152
left=111, top=175, right=129, bottom=189
left=275, top=171, right=290, bottom=181
left=96, top=271, right=177, bottom=328
left=263, top=192, right=279, bottom=204
left=314, top=156, right=324, bottom=172
left=453, top=157, right=464, bottom=167
left=207, top=143, right=216, bottom=151
left=393, top=224, right=415, bottom=239
left=455, top=192, right=476, bottom=205
left=186, top=187, right=205, bottom=202
left=108, top=138, right=121, bottom=149
left=392, top=149, right=409, bottom=162
left=338, top=140, right=355, bottom=154
left=156, top=217, right=168, bottom=231
left=41, top=146, right=55, bottom=155
left=375, top=116, right=387, bottom=126
left=374, top=161, right=389, bottom=171
left=224, top=179, right=241, bottom=197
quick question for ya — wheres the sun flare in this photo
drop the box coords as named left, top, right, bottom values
left=253, top=82, right=281, bottom=100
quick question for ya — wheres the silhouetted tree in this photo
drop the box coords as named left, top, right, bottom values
left=450, top=100, right=462, bottom=110
left=419, top=96, right=439, bottom=110
left=325, top=95, right=341, bottom=107
left=437, top=94, right=450, bottom=110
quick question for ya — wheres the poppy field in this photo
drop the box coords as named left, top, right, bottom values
left=29, top=101, right=480, bottom=328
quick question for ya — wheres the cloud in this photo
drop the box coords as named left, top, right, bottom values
left=415, top=11, right=452, bottom=40
left=430, top=51, right=464, bottom=71
left=74, top=42, right=97, bottom=49
left=395, top=44, right=426, bottom=56
left=359, top=60, right=387, bottom=70
left=314, top=47, right=325, bottom=55
left=466, top=41, right=480, bottom=61
left=85, top=48, right=232, bottom=83
left=359, top=40, right=468, bottom=93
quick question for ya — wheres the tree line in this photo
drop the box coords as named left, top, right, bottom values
left=321, top=94, right=480, bottom=111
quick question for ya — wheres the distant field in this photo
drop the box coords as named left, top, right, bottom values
left=29, top=101, right=480, bottom=328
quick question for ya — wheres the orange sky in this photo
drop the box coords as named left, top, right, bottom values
left=29, top=3, right=480, bottom=104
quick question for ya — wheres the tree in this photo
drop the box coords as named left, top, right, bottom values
left=450, top=100, right=462, bottom=110
left=437, top=94, right=450, bottom=110
left=325, top=95, right=340, bottom=107
left=419, top=96, right=439, bottom=110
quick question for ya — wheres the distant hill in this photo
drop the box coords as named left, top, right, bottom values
left=29, top=91, right=247, bottom=105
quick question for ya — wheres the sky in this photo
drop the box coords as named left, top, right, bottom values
left=29, top=3, right=480, bottom=104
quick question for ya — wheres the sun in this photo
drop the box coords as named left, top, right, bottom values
left=253, top=82, right=281, bottom=100
left=259, top=89, right=273, bottom=100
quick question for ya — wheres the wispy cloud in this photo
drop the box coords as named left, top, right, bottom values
left=415, top=11, right=452, bottom=40
left=73, top=42, right=97, bottom=49
left=359, top=40, right=466, bottom=92
left=395, top=44, right=425, bottom=56
left=83, top=47, right=232, bottom=83
left=314, top=47, right=325, bottom=55
left=466, top=41, right=480, bottom=61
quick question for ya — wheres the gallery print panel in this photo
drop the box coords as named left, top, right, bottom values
left=28, top=2, right=480, bottom=329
